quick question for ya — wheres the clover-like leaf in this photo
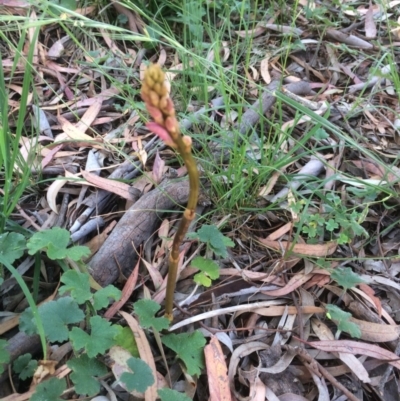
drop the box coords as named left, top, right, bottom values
left=326, top=304, right=361, bottom=338
left=134, top=299, right=170, bottom=331
left=27, top=227, right=69, bottom=256
left=192, top=257, right=220, bottom=287
left=162, top=331, right=206, bottom=376
left=59, top=270, right=91, bottom=304
left=13, top=353, right=37, bottom=380
left=158, top=388, right=192, bottom=401
left=331, top=267, right=364, bottom=291
left=27, top=227, right=90, bottom=261
left=314, top=127, right=329, bottom=140
left=19, top=297, right=84, bottom=343
left=64, top=245, right=91, bottom=260
left=325, top=218, right=339, bottom=232
left=0, top=232, right=26, bottom=264
left=120, top=357, right=154, bottom=393
left=0, top=340, right=10, bottom=375
left=40, top=297, right=84, bottom=342
left=67, top=354, right=107, bottom=396
left=194, top=225, right=233, bottom=258
left=338, top=232, right=350, bottom=244
left=194, top=272, right=211, bottom=287
left=93, top=285, right=122, bottom=310
left=69, top=316, right=119, bottom=357
left=19, top=308, right=37, bottom=336
left=30, top=377, right=66, bottom=401
left=222, top=235, right=234, bottom=248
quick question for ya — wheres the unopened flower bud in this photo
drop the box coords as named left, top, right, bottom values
left=153, top=83, right=162, bottom=96
left=182, top=135, right=192, bottom=151
left=149, top=91, right=159, bottom=108
left=159, top=96, right=168, bottom=112
left=146, top=105, right=164, bottom=125
left=165, top=98, right=175, bottom=115
left=146, top=122, right=177, bottom=148
left=165, top=116, right=179, bottom=136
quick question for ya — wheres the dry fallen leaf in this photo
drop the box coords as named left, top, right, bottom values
left=260, top=56, right=271, bottom=84
left=256, top=238, right=337, bottom=257
left=104, top=260, right=139, bottom=320
left=235, top=26, right=266, bottom=38
left=261, top=272, right=313, bottom=296
left=228, top=342, right=269, bottom=398
left=364, top=1, right=377, bottom=38
left=311, top=319, right=371, bottom=383
left=308, top=340, right=400, bottom=370
left=84, top=220, right=117, bottom=257
left=75, top=96, right=103, bottom=132
left=204, top=336, right=232, bottom=401
left=46, top=171, right=79, bottom=213
left=55, top=115, right=99, bottom=144
left=356, top=283, right=382, bottom=317
left=347, top=317, right=400, bottom=342
left=254, top=305, right=324, bottom=317
left=152, top=151, right=166, bottom=184
left=326, top=29, right=373, bottom=49
left=141, top=258, right=163, bottom=291
left=81, top=170, right=138, bottom=201
left=266, top=222, right=293, bottom=241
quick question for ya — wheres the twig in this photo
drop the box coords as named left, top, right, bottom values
left=291, top=345, right=360, bottom=401
left=70, top=216, right=105, bottom=242
left=169, top=302, right=323, bottom=331
left=0, top=188, right=42, bottom=231
left=55, top=193, right=69, bottom=227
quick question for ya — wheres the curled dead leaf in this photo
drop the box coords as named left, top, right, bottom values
left=32, top=360, right=57, bottom=386
left=228, top=342, right=269, bottom=397
left=46, top=171, right=79, bottom=213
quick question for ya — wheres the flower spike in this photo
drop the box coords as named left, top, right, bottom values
left=141, top=64, right=200, bottom=321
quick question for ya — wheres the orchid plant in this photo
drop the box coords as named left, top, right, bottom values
left=141, top=64, right=199, bottom=321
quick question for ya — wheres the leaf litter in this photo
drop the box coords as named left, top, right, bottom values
left=1, top=1, right=400, bottom=401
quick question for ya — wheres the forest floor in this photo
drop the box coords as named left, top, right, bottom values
left=1, top=1, right=400, bottom=401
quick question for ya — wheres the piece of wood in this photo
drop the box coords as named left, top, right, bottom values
left=89, top=179, right=189, bottom=286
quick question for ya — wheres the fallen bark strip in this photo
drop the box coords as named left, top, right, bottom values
left=89, top=179, right=190, bottom=286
